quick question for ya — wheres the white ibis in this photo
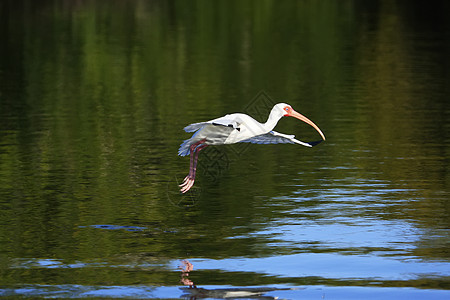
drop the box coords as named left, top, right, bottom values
left=178, top=103, right=326, bottom=193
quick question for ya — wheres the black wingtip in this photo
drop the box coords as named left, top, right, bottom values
left=308, top=140, right=324, bottom=147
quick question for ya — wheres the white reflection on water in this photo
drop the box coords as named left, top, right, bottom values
left=187, top=253, right=449, bottom=280
left=13, top=251, right=449, bottom=281
left=1, top=284, right=450, bottom=299
left=0, top=284, right=168, bottom=299
left=250, top=220, right=421, bottom=254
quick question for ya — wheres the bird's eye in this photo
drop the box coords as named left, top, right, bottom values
left=284, top=107, right=289, bottom=111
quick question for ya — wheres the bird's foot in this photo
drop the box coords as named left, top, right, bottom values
left=178, top=175, right=190, bottom=187
left=179, top=176, right=195, bottom=193
left=178, top=174, right=194, bottom=187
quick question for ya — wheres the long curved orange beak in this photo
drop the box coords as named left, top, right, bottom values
left=288, top=109, right=326, bottom=140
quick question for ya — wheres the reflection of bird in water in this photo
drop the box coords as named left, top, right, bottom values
left=178, top=103, right=326, bottom=193
left=180, top=260, right=195, bottom=287
left=180, top=286, right=298, bottom=299
left=179, top=259, right=299, bottom=299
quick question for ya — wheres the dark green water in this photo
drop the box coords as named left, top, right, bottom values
left=0, top=1, right=449, bottom=299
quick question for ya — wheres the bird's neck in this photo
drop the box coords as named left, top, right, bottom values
left=264, top=111, right=283, bottom=132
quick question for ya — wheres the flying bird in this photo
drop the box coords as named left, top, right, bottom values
left=178, top=103, right=325, bottom=193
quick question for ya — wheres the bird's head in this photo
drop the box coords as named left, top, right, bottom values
left=275, top=103, right=326, bottom=140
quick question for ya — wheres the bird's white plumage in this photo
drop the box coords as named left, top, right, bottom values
left=178, top=103, right=317, bottom=156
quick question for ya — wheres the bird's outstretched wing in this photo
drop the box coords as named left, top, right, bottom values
left=211, top=119, right=240, bottom=131
left=183, top=122, right=208, bottom=132
left=241, top=131, right=322, bottom=147
left=183, top=118, right=240, bottom=133
left=179, top=120, right=239, bottom=156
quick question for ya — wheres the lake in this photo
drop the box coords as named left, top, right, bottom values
left=0, top=1, right=449, bottom=299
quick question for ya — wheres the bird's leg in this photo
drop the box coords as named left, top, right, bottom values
left=180, top=139, right=206, bottom=193
left=180, top=144, right=207, bottom=193
left=182, top=140, right=205, bottom=182
left=180, top=143, right=208, bottom=193
left=191, top=144, right=208, bottom=178
left=187, top=142, right=201, bottom=180
left=193, top=144, right=207, bottom=170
